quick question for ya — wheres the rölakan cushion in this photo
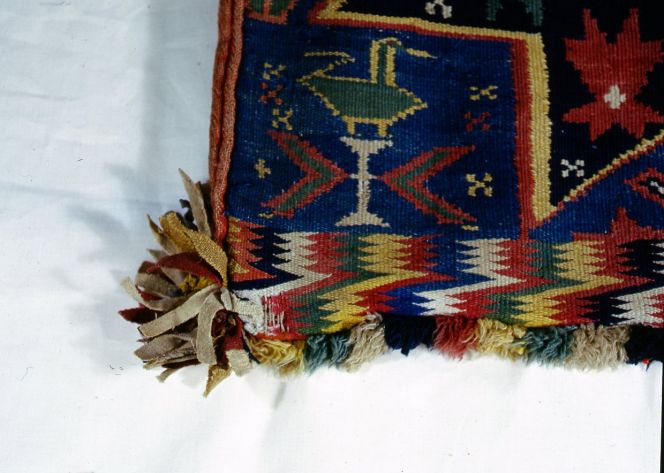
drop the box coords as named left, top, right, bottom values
left=120, top=0, right=664, bottom=395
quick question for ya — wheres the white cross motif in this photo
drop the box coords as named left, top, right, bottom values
left=425, top=0, right=453, bottom=19
left=561, top=159, right=585, bottom=178
left=603, top=84, right=627, bottom=110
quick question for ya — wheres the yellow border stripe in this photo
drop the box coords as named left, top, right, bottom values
left=565, top=129, right=664, bottom=203
left=315, top=0, right=555, bottom=221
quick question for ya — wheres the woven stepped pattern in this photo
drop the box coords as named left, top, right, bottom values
left=121, top=0, right=664, bottom=393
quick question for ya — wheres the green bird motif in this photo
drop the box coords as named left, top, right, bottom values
left=298, top=38, right=435, bottom=137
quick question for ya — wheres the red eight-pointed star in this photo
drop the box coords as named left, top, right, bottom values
left=563, top=9, right=664, bottom=141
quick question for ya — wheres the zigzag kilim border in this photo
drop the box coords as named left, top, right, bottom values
left=228, top=209, right=664, bottom=334
left=121, top=0, right=664, bottom=393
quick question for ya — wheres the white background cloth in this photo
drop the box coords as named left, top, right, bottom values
left=0, top=1, right=661, bottom=472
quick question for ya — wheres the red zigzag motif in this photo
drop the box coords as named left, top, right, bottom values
left=262, top=130, right=349, bottom=217
left=379, top=146, right=477, bottom=225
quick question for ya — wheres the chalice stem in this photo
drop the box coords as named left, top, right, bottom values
left=336, top=137, right=392, bottom=228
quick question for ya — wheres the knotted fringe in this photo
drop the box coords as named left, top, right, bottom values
left=624, top=326, right=664, bottom=364
left=522, top=327, right=575, bottom=364
left=120, top=172, right=663, bottom=396
left=566, top=325, right=629, bottom=369
left=383, top=315, right=436, bottom=355
left=245, top=336, right=305, bottom=376
left=471, top=319, right=527, bottom=360
left=343, top=314, right=388, bottom=372
left=432, top=317, right=476, bottom=358
left=304, top=332, right=352, bottom=372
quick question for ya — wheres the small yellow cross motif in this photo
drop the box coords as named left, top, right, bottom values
left=262, top=63, right=286, bottom=81
left=466, top=173, right=493, bottom=197
left=469, top=85, right=498, bottom=101
left=255, top=159, right=272, bottom=179
left=272, top=108, right=293, bottom=130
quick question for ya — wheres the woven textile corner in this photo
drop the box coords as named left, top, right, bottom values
left=121, top=0, right=664, bottom=393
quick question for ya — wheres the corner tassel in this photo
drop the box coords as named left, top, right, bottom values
left=119, top=171, right=662, bottom=397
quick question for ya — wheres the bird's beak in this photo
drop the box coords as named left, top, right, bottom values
left=405, top=47, right=436, bottom=59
